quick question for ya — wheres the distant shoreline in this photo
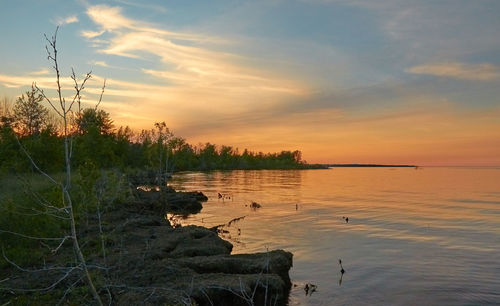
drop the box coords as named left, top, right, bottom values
left=325, top=164, right=417, bottom=168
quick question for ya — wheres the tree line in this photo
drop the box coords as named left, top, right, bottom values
left=0, top=90, right=314, bottom=175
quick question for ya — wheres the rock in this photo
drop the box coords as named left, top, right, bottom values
left=13, top=181, right=294, bottom=305
left=176, top=250, right=293, bottom=286
left=164, top=193, right=203, bottom=214
left=189, top=272, right=290, bottom=306
left=160, top=226, right=233, bottom=258
left=250, top=201, right=262, bottom=209
left=133, top=188, right=208, bottom=215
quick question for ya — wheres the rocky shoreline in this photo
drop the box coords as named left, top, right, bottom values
left=99, top=183, right=293, bottom=305
left=1, top=173, right=293, bottom=305
left=90, top=176, right=293, bottom=305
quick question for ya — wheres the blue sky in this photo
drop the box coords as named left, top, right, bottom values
left=1, top=0, right=500, bottom=165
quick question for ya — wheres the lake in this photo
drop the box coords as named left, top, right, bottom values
left=168, top=167, right=500, bottom=305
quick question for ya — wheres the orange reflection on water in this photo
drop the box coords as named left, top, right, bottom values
left=168, top=167, right=500, bottom=305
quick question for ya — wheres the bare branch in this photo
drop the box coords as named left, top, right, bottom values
left=105, top=284, right=179, bottom=293
left=199, top=288, right=215, bottom=306
left=0, top=265, right=79, bottom=293
left=12, top=175, right=70, bottom=217
left=44, top=27, right=65, bottom=115
left=69, top=69, right=92, bottom=114
left=56, top=275, right=84, bottom=306
left=8, top=26, right=105, bottom=306
left=0, top=230, right=67, bottom=241
left=33, top=82, right=64, bottom=118
left=2, top=248, right=78, bottom=274
left=14, top=135, right=61, bottom=186
left=95, top=79, right=106, bottom=110
left=52, top=235, right=72, bottom=254
left=0, top=207, right=70, bottom=221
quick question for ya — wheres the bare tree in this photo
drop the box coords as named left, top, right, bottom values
left=0, top=27, right=105, bottom=305
left=36, top=26, right=104, bottom=305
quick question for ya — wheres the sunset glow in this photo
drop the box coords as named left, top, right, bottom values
left=1, top=1, right=499, bottom=166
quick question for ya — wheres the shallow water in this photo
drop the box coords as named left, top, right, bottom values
left=168, top=167, right=500, bottom=305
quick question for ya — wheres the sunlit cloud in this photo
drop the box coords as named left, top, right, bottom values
left=90, top=60, right=109, bottom=67
left=54, top=15, right=79, bottom=26
left=80, top=30, right=105, bottom=39
left=407, top=62, right=500, bottom=81
left=86, top=5, right=133, bottom=31
left=3, top=1, right=499, bottom=165
left=81, top=4, right=310, bottom=121
left=85, top=5, right=213, bottom=42
left=0, top=71, right=107, bottom=109
left=29, top=69, right=51, bottom=76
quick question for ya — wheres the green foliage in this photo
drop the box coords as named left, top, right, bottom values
left=1, top=94, right=311, bottom=174
left=0, top=176, right=67, bottom=269
left=0, top=123, right=23, bottom=173
left=12, top=86, right=49, bottom=136
left=76, top=108, right=114, bottom=136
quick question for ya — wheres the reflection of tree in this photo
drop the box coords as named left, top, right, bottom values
left=210, top=216, right=246, bottom=246
left=339, top=259, right=345, bottom=286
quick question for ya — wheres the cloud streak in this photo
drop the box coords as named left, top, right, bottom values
left=80, top=4, right=309, bottom=120
left=407, top=62, right=500, bottom=81
left=54, top=15, right=79, bottom=26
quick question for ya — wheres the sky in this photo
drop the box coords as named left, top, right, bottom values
left=1, top=0, right=500, bottom=166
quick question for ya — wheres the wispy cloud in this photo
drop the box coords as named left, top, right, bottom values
left=90, top=60, right=109, bottom=67
left=81, top=4, right=309, bottom=119
left=54, top=15, right=79, bottom=26
left=407, top=62, right=500, bottom=81
left=29, top=68, right=51, bottom=76
left=80, top=30, right=105, bottom=39
left=315, top=0, right=500, bottom=61
left=84, top=5, right=225, bottom=42
left=0, top=71, right=105, bottom=105
left=86, top=5, right=133, bottom=31
left=111, top=0, right=168, bottom=14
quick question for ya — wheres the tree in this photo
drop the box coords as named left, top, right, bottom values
left=0, top=96, right=12, bottom=127
left=2, top=27, right=105, bottom=305
left=12, top=86, right=49, bottom=136
left=152, top=121, right=173, bottom=180
left=76, top=108, right=114, bottom=135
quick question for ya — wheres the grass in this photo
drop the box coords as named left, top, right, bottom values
left=0, top=169, right=128, bottom=304
left=0, top=173, right=68, bottom=267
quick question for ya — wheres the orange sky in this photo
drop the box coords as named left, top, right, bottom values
left=1, top=1, right=500, bottom=166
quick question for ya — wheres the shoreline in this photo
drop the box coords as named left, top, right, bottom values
left=325, top=163, right=417, bottom=167
left=1, top=172, right=293, bottom=305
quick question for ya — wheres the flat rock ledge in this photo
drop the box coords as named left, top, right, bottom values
left=1, top=178, right=293, bottom=305
left=100, top=186, right=293, bottom=305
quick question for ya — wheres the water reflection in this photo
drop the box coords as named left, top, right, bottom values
left=167, top=168, right=500, bottom=305
left=338, top=259, right=345, bottom=286
left=303, top=283, right=317, bottom=296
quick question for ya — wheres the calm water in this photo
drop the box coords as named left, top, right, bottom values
left=168, top=167, right=500, bottom=305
